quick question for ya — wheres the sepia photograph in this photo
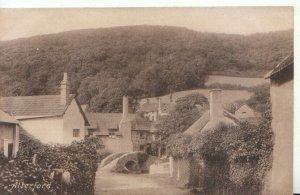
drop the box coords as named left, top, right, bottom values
left=0, top=7, right=294, bottom=195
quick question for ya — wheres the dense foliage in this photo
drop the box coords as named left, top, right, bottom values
left=0, top=134, right=100, bottom=194
left=247, top=84, right=271, bottom=113
left=0, top=26, right=292, bottom=112
left=166, top=84, right=273, bottom=193
left=156, top=93, right=208, bottom=140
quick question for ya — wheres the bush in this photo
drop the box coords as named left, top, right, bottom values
left=166, top=133, right=192, bottom=159
left=188, top=121, right=273, bottom=193
left=0, top=133, right=99, bottom=195
left=0, top=153, right=9, bottom=166
left=167, top=119, right=273, bottom=193
left=17, top=129, right=43, bottom=160
left=156, top=93, right=208, bottom=140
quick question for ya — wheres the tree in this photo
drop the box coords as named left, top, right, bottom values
left=156, top=92, right=208, bottom=140
left=247, top=84, right=270, bottom=113
left=0, top=26, right=292, bottom=112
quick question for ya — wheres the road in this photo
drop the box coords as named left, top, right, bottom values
left=95, top=166, right=192, bottom=195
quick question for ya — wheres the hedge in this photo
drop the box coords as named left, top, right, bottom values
left=166, top=120, right=273, bottom=193
left=0, top=134, right=100, bottom=194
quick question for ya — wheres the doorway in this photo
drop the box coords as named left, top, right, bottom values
left=8, top=143, right=13, bottom=159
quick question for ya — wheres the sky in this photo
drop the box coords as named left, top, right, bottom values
left=0, top=7, right=293, bottom=41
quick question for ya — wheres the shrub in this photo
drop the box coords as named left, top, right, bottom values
left=17, top=129, right=43, bottom=160
left=166, top=133, right=192, bottom=159
left=0, top=133, right=99, bottom=195
left=0, top=153, right=9, bottom=166
left=187, top=121, right=273, bottom=193
left=167, top=119, right=273, bottom=193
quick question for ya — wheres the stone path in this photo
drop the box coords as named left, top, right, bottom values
left=94, top=165, right=191, bottom=195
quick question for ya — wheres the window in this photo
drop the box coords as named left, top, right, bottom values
left=140, top=145, right=144, bottom=151
left=87, top=129, right=94, bottom=136
left=108, top=129, right=118, bottom=138
left=109, top=132, right=116, bottom=138
left=73, top=129, right=80, bottom=137
left=151, top=115, right=155, bottom=121
left=140, top=132, right=147, bottom=139
left=8, top=143, right=13, bottom=159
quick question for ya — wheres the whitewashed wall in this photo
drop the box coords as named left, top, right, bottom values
left=62, top=99, right=85, bottom=144
left=269, top=79, right=293, bottom=195
left=20, top=117, right=64, bottom=144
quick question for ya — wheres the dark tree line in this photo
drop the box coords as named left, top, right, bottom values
left=0, top=26, right=293, bottom=112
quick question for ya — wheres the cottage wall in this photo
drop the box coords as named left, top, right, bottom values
left=63, top=99, right=85, bottom=144
left=269, top=78, right=293, bottom=195
left=20, top=117, right=64, bottom=144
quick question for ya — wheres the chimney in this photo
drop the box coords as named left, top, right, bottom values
left=209, top=89, right=223, bottom=122
left=158, top=98, right=162, bottom=114
left=122, top=96, right=129, bottom=119
left=60, top=72, right=70, bottom=106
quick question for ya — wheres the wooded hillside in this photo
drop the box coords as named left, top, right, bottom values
left=0, top=26, right=293, bottom=112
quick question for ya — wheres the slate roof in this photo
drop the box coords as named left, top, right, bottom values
left=0, top=109, right=19, bottom=124
left=265, top=53, right=293, bottom=79
left=85, top=112, right=153, bottom=135
left=0, top=94, right=75, bottom=118
left=184, top=110, right=238, bottom=135
left=184, top=111, right=210, bottom=134
left=139, top=102, right=175, bottom=113
left=0, top=94, right=89, bottom=125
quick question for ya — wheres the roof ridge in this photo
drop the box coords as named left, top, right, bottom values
left=0, top=94, right=75, bottom=99
left=0, top=94, right=60, bottom=99
left=0, top=94, right=76, bottom=117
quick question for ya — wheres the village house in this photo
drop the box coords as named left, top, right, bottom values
left=138, top=98, right=175, bottom=121
left=0, top=73, right=89, bottom=145
left=234, top=104, right=261, bottom=124
left=0, top=109, right=19, bottom=158
left=264, top=54, right=293, bottom=195
left=85, top=96, right=156, bottom=153
left=169, top=89, right=239, bottom=187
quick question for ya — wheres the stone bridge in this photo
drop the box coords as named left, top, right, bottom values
left=100, top=151, right=157, bottom=173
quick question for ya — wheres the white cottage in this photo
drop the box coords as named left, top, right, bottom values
left=0, top=73, right=89, bottom=145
